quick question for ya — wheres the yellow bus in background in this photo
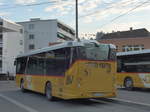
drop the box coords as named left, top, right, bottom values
left=16, top=40, right=117, bottom=100
left=116, top=50, right=150, bottom=90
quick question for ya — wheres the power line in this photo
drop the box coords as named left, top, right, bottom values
left=79, top=0, right=136, bottom=18
left=110, top=0, right=150, bottom=22
left=99, top=0, right=150, bottom=29
left=0, top=1, right=58, bottom=10
left=80, top=0, right=150, bottom=19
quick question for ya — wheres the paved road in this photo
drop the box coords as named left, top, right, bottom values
left=0, top=81, right=150, bottom=112
left=117, top=88, right=150, bottom=104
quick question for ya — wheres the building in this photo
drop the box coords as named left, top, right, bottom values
left=97, top=28, right=150, bottom=52
left=18, top=18, right=75, bottom=53
left=0, top=18, right=24, bottom=76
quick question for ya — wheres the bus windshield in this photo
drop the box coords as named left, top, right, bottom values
left=78, top=43, right=115, bottom=61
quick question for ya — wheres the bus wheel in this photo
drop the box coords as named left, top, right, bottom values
left=45, top=83, right=55, bottom=101
left=124, top=78, right=133, bottom=90
left=20, top=79, right=26, bottom=92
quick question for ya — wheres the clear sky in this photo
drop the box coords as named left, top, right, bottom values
left=0, top=0, right=150, bottom=35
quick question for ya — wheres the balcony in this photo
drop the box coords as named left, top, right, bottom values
left=0, top=68, right=2, bottom=73
left=0, top=43, right=2, bottom=48
left=57, top=28, right=75, bottom=40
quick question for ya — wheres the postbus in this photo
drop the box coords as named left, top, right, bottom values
left=116, top=49, right=150, bottom=90
left=15, top=40, right=117, bottom=100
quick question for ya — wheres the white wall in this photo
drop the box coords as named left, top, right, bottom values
left=19, top=19, right=57, bottom=53
left=19, top=19, right=75, bottom=53
left=2, top=19, right=24, bottom=76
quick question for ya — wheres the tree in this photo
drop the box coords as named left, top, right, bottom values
left=96, top=31, right=104, bottom=41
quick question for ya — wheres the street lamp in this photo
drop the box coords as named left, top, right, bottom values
left=76, top=0, right=80, bottom=41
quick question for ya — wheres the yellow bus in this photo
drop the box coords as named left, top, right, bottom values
left=116, top=50, right=150, bottom=90
left=16, top=40, right=117, bottom=100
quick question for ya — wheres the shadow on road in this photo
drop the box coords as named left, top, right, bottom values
left=2, top=89, right=150, bottom=111
left=28, top=90, right=108, bottom=106
left=2, top=89, right=110, bottom=107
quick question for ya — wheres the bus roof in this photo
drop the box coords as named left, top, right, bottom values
left=17, top=40, right=101, bottom=58
left=117, top=49, right=150, bottom=56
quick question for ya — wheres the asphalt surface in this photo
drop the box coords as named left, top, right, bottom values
left=117, top=88, right=150, bottom=104
left=0, top=81, right=150, bottom=112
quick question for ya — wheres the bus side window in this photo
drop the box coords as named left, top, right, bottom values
left=72, top=47, right=78, bottom=62
left=117, top=59, right=122, bottom=72
left=26, top=57, right=37, bottom=75
left=16, top=60, right=21, bottom=74
left=46, top=48, right=70, bottom=76
left=46, top=53, right=56, bottom=75
left=16, top=58, right=27, bottom=74
left=65, top=47, right=71, bottom=69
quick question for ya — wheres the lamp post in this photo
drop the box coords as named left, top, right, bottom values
left=76, top=0, right=80, bottom=41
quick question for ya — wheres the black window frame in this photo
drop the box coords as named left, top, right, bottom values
left=29, top=44, right=35, bottom=50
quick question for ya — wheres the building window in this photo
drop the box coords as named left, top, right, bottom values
left=0, top=34, right=2, bottom=42
left=116, top=46, right=118, bottom=51
left=20, top=40, right=23, bottom=45
left=122, top=45, right=144, bottom=52
left=0, top=22, right=3, bottom=25
left=20, top=29, right=23, bottom=34
left=29, top=24, right=34, bottom=30
left=0, top=48, right=2, bottom=55
left=29, top=44, right=35, bottom=50
left=57, top=32, right=72, bottom=41
left=29, top=34, right=34, bottom=39
left=0, top=60, right=2, bottom=69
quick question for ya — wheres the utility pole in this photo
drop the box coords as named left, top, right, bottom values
left=76, top=0, right=80, bottom=41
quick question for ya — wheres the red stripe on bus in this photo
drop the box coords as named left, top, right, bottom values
left=76, top=59, right=116, bottom=63
left=16, top=74, right=64, bottom=78
left=117, top=72, right=150, bottom=74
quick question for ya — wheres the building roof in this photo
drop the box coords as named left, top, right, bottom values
left=0, top=18, right=21, bottom=32
left=17, top=18, right=75, bottom=31
left=17, top=18, right=57, bottom=23
left=99, top=28, right=150, bottom=40
left=117, top=49, right=150, bottom=57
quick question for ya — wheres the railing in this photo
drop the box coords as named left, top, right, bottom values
left=0, top=43, right=2, bottom=47
left=58, top=28, right=75, bottom=40
left=0, top=68, right=2, bottom=73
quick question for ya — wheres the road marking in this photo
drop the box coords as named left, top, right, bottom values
left=0, top=94, right=39, bottom=112
left=92, top=98, right=150, bottom=108
left=114, top=98, right=150, bottom=107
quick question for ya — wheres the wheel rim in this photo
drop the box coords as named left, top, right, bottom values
left=21, top=81, right=24, bottom=90
left=126, top=79, right=132, bottom=88
left=46, top=85, right=51, bottom=99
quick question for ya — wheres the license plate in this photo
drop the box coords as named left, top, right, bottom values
left=93, top=93, right=104, bottom=97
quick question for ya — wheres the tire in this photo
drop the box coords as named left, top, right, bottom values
left=45, top=82, right=55, bottom=101
left=124, top=78, right=133, bottom=90
left=20, top=79, right=26, bottom=92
